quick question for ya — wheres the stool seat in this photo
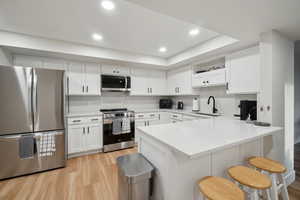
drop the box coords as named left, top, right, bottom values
left=198, top=176, right=245, bottom=200
left=228, top=166, right=272, bottom=190
left=248, top=156, right=286, bottom=174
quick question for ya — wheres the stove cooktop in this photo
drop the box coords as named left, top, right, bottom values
left=100, top=108, right=128, bottom=113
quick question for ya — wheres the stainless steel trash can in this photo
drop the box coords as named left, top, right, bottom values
left=117, top=153, right=154, bottom=200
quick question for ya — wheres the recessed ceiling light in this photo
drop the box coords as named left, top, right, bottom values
left=101, top=0, right=115, bottom=10
left=159, top=47, right=167, bottom=53
left=189, top=28, right=200, bottom=36
left=92, top=33, right=103, bottom=41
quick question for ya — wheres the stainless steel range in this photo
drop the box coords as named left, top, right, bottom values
left=101, top=109, right=135, bottom=152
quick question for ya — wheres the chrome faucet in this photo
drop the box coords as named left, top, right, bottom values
left=207, top=96, right=218, bottom=114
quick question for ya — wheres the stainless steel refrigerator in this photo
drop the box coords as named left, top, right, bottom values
left=0, top=65, right=66, bottom=180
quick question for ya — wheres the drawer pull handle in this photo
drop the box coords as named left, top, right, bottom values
left=150, top=114, right=155, bottom=117
left=138, top=115, right=144, bottom=117
left=91, top=119, right=99, bottom=121
left=72, top=120, right=81, bottom=122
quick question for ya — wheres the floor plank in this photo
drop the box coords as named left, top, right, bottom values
left=0, top=147, right=299, bottom=200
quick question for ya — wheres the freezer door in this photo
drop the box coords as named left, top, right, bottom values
left=0, top=131, right=66, bottom=180
left=0, top=66, right=33, bottom=135
left=33, top=68, right=65, bottom=132
left=0, top=134, right=40, bottom=180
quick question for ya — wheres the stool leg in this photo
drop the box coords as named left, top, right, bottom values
left=265, top=189, right=272, bottom=200
left=250, top=189, right=259, bottom=200
left=279, top=174, right=289, bottom=200
left=270, top=173, right=279, bottom=200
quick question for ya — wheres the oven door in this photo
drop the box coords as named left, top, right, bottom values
left=103, top=119, right=134, bottom=152
left=101, top=75, right=130, bottom=92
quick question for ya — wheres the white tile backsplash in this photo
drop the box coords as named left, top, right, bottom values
left=172, top=86, right=257, bottom=117
left=68, top=93, right=160, bottom=114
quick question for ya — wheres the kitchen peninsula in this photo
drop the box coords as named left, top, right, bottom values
left=136, top=117, right=282, bottom=200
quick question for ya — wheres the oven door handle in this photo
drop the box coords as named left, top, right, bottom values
left=103, top=119, right=113, bottom=124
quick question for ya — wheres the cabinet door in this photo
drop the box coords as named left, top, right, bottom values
left=85, top=63, right=101, bottom=95
left=85, top=124, right=102, bottom=151
left=167, top=71, right=177, bottom=95
left=131, top=75, right=150, bottom=96
left=101, top=64, right=129, bottom=75
left=192, top=73, right=207, bottom=88
left=68, top=62, right=85, bottom=95
left=177, top=68, right=193, bottom=95
left=148, top=120, right=161, bottom=126
left=207, top=69, right=226, bottom=86
left=68, top=125, right=85, bottom=154
left=149, top=70, right=167, bottom=95
left=135, top=120, right=147, bottom=143
left=226, top=47, right=260, bottom=94
left=167, top=66, right=193, bottom=95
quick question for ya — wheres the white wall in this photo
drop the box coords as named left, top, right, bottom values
left=295, top=41, right=300, bottom=144
left=68, top=94, right=161, bottom=114
left=172, top=86, right=256, bottom=117
left=259, top=30, right=294, bottom=183
left=0, top=47, right=12, bottom=66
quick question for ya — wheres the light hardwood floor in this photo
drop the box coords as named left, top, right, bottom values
left=0, top=148, right=299, bottom=200
left=0, top=148, right=137, bottom=200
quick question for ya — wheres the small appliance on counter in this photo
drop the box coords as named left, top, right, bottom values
left=159, top=99, right=173, bottom=109
left=177, top=101, right=184, bottom=110
left=240, top=100, right=257, bottom=120
left=192, top=97, right=200, bottom=111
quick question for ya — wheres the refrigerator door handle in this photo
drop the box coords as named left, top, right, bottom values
left=32, top=70, right=38, bottom=131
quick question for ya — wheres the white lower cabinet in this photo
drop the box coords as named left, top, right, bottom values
left=85, top=124, right=102, bottom=151
left=67, top=116, right=103, bottom=155
left=68, top=125, right=85, bottom=154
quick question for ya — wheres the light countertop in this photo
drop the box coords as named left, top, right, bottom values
left=66, top=109, right=220, bottom=118
left=66, top=112, right=102, bottom=118
left=137, top=117, right=282, bottom=159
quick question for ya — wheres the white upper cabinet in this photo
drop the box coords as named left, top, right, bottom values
left=68, top=62, right=85, bottom=95
left=225, top=46, right=260, bottom=94
left=167, top=66, right=194, bottom=95
left=101, top=64, right=130, bottom=75
left=192, top=69, right=226, bottom=88
left=131, top=68, right=166, bottom=96
left=85, top=63, right=101, bottom=95
left=68, top=62, right=101, bottom=96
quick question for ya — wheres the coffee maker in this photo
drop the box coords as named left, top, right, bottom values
left=240, top=100, right=257, bottom=120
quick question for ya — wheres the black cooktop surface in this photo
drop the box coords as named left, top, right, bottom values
left=100, top=108, right=128, bottom=112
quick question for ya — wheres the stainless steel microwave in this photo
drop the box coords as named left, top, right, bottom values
left=101, top=75, right=131, bottom=92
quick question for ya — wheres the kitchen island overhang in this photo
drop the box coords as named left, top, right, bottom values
left=136, top=118, right=282, bottom=200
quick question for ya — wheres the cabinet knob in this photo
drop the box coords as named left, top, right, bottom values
left=260, top=106, right=264, bottom=112
left=267, top=105, right=271, bottom=111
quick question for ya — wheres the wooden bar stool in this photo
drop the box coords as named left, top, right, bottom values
left=198, top=176, right=245, bottom=200
left=227, top=166, right=272, bottom=200
left=248, top=156, right=289, bottom=200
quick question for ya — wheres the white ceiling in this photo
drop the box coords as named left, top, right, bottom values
left=0, top=0, right=221, bottom=58
left=125, top=0, right=300, bottom=42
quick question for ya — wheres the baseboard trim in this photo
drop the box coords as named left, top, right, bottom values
left=285, top=169, right=296, bottom=185
left=68, top=148, right=103, bottom=159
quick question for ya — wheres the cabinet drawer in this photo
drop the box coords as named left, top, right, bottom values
left=170, top=113, right=183, bottom=120
left=145, top=113, right=160, bottom=120
left=135, top=112, right=160, bottom=120
left=68, top=117, right=87, bottom=125
left=86, top=116, right=102, bottom=124
left=101, top=65, right=129, bottom=75
left=135, top=113, right=147, bottom=120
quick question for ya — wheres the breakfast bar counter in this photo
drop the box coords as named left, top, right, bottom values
left=136, top=117, right=282, bottom=200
